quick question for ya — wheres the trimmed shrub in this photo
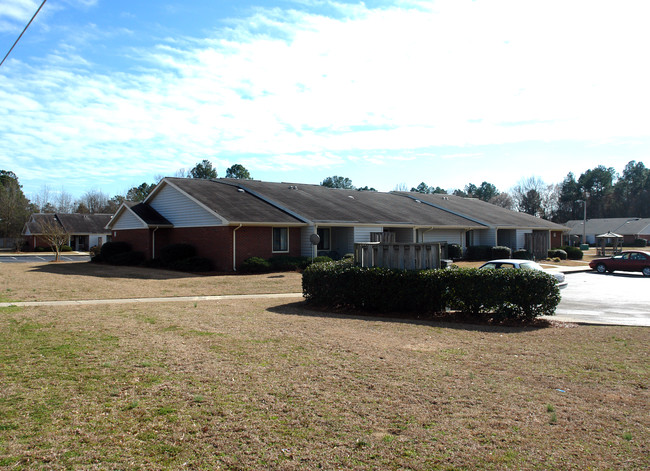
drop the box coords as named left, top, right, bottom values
left=561, top=246, right=583, bottom=260
left=448, top=244, right=462, bottom=260
left=61, top=245, right=73, bottom=252
left=547, top=249, right=567, bottom=260
left=111, top=250, right=145, bottom=266
left=513, top=249, right=533, bottom=260
left=268, top=255, right=310, bottom=271
left=160, top=244, right=196, bottom=266
left=240, top=257, right=272, bottom=273
left=302, top=261, right=560, bottom=322
left=311, top=256, right=333, bottom=264
left=465, top=245, right=492, bottom=261
left=35, top=246, right=49, bottom=252
left=170, top=256, right=214, bottom=273
left=99, top=241, right=132, bottom=263
left=633, top=238, right=648, bottom=247
left=491, top=246, right=512, bottom=259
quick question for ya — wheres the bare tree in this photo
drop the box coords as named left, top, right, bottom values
left=77, top=189, right=110, bottom=214
left=488, top=192, right=515, bottom=210
left=511, top=177, right=556, bottom=218
left=39, top=217, right=70, bottom=262
left=55, top=188, right=76, bottom=213
left=33, top=185, right=52, bottom=212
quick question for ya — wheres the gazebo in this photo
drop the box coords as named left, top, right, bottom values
left=596, top=232, right=623, bottom=256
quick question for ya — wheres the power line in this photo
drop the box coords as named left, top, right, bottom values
left=0, top=0, right=48, bottom=68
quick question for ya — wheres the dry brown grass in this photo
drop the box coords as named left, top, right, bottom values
left=0, top=262, right=303, bottom=302
left=1, top=262, right=648, bottom=469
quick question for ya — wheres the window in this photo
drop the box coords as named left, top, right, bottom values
left=317, top=228, right=330, bottom=251
left=272, top=227, right=289, bottom=252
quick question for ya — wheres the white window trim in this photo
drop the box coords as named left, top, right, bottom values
left=272, top=227, right=290, bottom=253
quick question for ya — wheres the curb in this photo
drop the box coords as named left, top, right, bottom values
left=0, top=292, right=305, bottom=308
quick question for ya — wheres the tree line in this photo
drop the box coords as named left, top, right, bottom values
left=1, top=160, right=648, bottom=241
left=319, top=160, right=650, bottom=222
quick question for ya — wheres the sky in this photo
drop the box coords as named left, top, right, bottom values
left=1, top=0, right=649, bottom=201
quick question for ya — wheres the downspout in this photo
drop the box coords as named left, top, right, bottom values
left=422, top=226, right=434, bottom=242
left=233, top=224, right=243, bottom=272
left=152, top=227, right=159, bottom=259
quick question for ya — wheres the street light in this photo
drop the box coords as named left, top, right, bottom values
left=576, top=195, right=588, bottom=246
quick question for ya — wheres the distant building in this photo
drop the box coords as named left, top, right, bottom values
left=23, top=213, right=113, bottom=251
left=564, top=218, right=650, bottom=245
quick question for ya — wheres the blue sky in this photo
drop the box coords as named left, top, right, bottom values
left=1, top=0, right=649, bottom=201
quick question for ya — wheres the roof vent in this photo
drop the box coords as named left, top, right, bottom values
left=348, top=195, right=355, bottom=199
left=237, top=188, right=245, bottom=193
left=415, top=199, right=421, bottom=203
left=288, top=185, right=298, bottom=190
left=442, top=196, right=449, bottom=200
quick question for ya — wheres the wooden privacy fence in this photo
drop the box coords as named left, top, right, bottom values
left=524, top=231, right=549, bottom=260
left=355, top=242, right=445, bottom=270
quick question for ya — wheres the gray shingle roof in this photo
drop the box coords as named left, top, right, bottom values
left=565, top=218, right=650, bottom=236
left=162, top=178, right=308, bottom=224
left=393, top=192, right=567, bottom=230
left=25, top=213, right=112, bottom=235
left=216, top=179, right=485, bottom=227
left=125, top=202, right=172, bottom=227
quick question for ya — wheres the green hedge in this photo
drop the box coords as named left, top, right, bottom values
left=560, top=246, right=583, bottom=260
left=303, top=261, right=560, bottom=322
left=513, top=249, right=533, bottom=260
left=547, top=249, right=567, bottom=260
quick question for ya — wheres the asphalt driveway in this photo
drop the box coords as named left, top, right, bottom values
left=0, top=254, right=90, bottom=263
left=550, top=271, right=649, bottom=326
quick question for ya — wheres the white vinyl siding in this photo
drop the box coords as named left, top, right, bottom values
left=419, top=229, right=463, bottom=245
left=89, top=234, right=110, bottom=247
left=112, top=210, right=147, bottom=230
left=516, top=230, right=532, bottom=250
left=354, top=226, right=382, bottom=243
left=301, top=226, right=316, bottom=258
left=472, top=228, right=497, bottom=247
left=150, top=184, right=223, bottom=227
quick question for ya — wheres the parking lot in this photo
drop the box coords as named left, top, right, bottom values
left=553, top=271, right=649, bottom=326
left=0, top=254, right=90, bottom=263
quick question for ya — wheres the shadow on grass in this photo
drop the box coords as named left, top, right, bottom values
left=27, top=262, right=196, bottom=280
left=267, top=301, right=553, bottom=333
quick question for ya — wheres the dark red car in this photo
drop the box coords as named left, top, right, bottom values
left=589, top=250, right=650, bottom=276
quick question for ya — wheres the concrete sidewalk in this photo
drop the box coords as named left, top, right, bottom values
left=0, top=292, right=304, bottom=308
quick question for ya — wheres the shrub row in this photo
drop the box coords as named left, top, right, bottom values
left=34, top=245, right=73, bottom=252
left=513, top=249, right=533, bottom=260
left=547, top=249, right=567, bottom=260
left=239, top=255, right=333, bottom=273
left=633, top=238, right=648, bottom=247
left=464, top=245, right=513, bottom=261
left=560, top=246, right=583, bottom=260
left=92, top=242, right=214, bottom=272
left=303, top=261, right=561, bottom=322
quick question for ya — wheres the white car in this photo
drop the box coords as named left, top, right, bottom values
left=479, top=259, right=568, bottom=289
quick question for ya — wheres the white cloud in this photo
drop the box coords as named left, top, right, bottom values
left=1, top=0, right=649, bottom=196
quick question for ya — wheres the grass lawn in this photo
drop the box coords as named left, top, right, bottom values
left=0, top=262, right=303, bottom=302
left=0, top=263, right=648, bottom=469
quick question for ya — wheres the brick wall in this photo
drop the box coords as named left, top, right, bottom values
left=112, top=225, right=302, bottom=272
left=111, top=229, right=152, bottom=257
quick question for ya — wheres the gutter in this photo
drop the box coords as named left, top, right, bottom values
left=233, top=224, right=242, bottom=271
